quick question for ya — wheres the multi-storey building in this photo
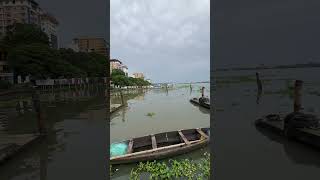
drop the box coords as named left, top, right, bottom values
left=0, top=0, right=42, bottom=36
left=0, top=48, right=13, bottom=83
left=40, top=13, right=59, bottom=49
left=0, top=0, right=59, bottom=48
left=72, top=37, right=108, bottom=57
left=122, top=65, right=128, bottom=76
left=110, top=59, right=129, bottom=76
left=133, top=72, right=144, bottom=79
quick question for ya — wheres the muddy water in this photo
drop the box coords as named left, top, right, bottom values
left=110, top=83, right=210, bottom=179
left=0, top=87, right=107, bottom=180
left=214, top=68, right=320, bottom=180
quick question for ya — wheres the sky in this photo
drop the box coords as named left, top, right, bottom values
left=111, top=0, right=210, bottom=83
left=36, top=0, right=108, bottom=48
left=214, top=0, right=320, bottom=68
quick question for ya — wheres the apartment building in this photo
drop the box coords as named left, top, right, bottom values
left=133, top=72, right=144, bottom=79
left=0, top=48, right=13, bottom=83
left=0, top=0, right=59, bottom=48
left=72, top=37, right=108, bottom=57
left=41, top=13, right=59, bottom=49
left=110, top=59, right=129, bottom=76
left=0, top=0, right=42, bottom=36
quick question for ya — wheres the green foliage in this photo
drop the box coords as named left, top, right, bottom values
left=0, top=80, right=12, bottom=90
left=128, top=152, right=210, bottom=180
left=2, top=23, right=50, bottom=48
left=1, top=24, right=107, bottom=79
left=111, top=69, right=126, bottom=76
left=111, top=70, right=151, bottom=87
left=146, top=112, right=156, bottom=117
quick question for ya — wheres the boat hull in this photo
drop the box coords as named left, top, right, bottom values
left=110, top=128, right=210, bottom=165
left=190, top=98, right=210, bottom=109
left=110, top=139, right=208, bottom=164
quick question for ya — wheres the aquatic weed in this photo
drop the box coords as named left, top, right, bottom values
left=146, top=112, right=156, bottom=117
left=129, top=153, right=210, bottom=179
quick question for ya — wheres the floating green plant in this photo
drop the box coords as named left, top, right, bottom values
left=129, top=152, right=210, bottom=180
left=146, top=112, right=156, bottom=117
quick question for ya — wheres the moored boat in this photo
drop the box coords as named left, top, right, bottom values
left=110, top=128, right=210, bottom=164
left=255, top=113, right=320, bottom=148
left=190, top=97, right=210, bottom=109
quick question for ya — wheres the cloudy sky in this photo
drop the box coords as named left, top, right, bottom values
left=111, top=0, right=210, bottom=83
left=214, top=0, right=320, bottom=68
left=37, top=0, right=108, bottom=48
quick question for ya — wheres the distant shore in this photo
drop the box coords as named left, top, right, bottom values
left=214, top=63, right=320, bottom=72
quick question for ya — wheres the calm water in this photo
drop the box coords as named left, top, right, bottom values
left=0, top=87, right=107, bottom=180
left=110, top=83, right=210, bottom=179
left=214, top=68, right=320, bottom=180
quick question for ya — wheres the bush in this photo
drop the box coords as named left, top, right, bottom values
left=0, top=80, right=12, bottom=90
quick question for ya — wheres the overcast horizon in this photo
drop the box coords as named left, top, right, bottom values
left=214, top=0, right=320, bottom=68
left=111, top=0, right=210, bottom=83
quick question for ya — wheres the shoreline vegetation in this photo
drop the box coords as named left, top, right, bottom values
left=111, top=69, right=151, bottom=88
left=0, top=23, right=107, bottom=90
left=110, top=152, right=210, bottom=180
left=214, top=63, right=320, bottom=72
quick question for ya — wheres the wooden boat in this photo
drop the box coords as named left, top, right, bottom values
left=110, top=128, right=210, bottom=165
left=255, top=113, right=320, bottom=149
left=190, top=97, right=210, bottom=109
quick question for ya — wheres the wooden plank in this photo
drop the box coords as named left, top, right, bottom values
left=151, top=135, right=157, bottom=149
left=127, top=139, right=133, bottom=154
left=178, top=130, right=190, bottom=145
left=196, top=128, right=208, bottom=139
left=111, top=139, right=204, bottom=160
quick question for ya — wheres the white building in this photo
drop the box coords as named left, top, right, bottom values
left=121, top=65, right=128, bottom=76
left=40, top=13, right=59, bottom=49
left=110, top=59, right=129, bottom=76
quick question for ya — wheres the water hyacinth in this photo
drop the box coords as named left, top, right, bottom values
left=126, top=152, right=210, bottom=180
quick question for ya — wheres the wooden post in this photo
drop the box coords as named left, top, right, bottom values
left=256, top=72, right=262, bottom=104
left=120, top=90, right=124, bottom=105
left=256, top=72, right=262, bottom=92
left=294, top=80, right=303, bottom=112
left=32, top=90, right=45, bottom=135
left=201, top=87, right=205, bottom=97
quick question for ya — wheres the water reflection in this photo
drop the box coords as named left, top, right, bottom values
left=255, top=125, right=320, bottom=168
left=0, top=86, right=107, bottom=180
left=110, top=83, right=210, bottom=179
left=214, top=68, right=320, bottom=179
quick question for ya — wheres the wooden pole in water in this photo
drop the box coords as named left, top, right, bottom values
left=294, top=80, right=303, bottom=112
left=256, top=72, right=262, bottom=92
left=32, top=90, right=45, bottom=135
left=120, top=90, right=124, bottom=105
left=201, top=87, right=205, bottom=97
left=256, top=72, right=262, bottom=104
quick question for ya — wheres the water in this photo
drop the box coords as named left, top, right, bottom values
left=214, top=68, right=320, bottom=179
left=0, top=87, right=107, bottom=180
left=110, top=83, right=210, bottom=179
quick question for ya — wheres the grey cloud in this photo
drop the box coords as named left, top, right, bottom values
left=111, top=0, right=210, bottom=83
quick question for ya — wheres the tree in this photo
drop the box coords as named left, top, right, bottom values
left=111, top=69, right=125, bottom=77
left=3, top=23, right=49, bottom=49
left=2, top=24, right=108, bottom=79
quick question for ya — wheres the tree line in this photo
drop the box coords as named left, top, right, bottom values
left=111, top=69, right=151, bottom=87
left=1, top=23, right=107, bottom=82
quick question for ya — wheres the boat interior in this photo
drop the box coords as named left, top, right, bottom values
left=126, top=128, right=210, bottom=154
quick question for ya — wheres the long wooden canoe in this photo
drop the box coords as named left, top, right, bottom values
left=110, top=128, right=210, bottom=165
left=190, top=97, right=210, bottom=109
left=255, top=114, right=320, bottom=148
